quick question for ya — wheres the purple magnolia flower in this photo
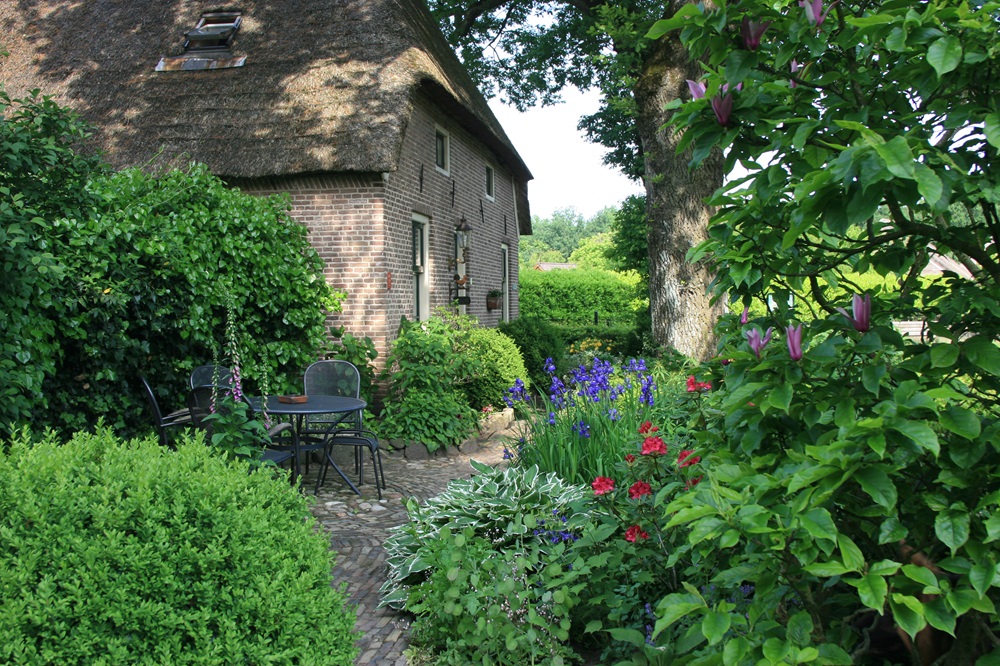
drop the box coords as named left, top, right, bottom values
left=711, top=83, right=741, bottom=127
left=741, top=18, right=771, bottom=51
left=800, top=0, right=836, bottom=28
left=740, top=306, right=750, bottom=325
left=687, top=79, right=707, bottom=100
left=790, top=60, right=803, bottom=88
left=786, top=324, right=803, bottom=361
left=836, top=294, right=872, bottom=332
left=746, top=326, right=774, bottom=357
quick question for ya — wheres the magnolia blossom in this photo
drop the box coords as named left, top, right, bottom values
left=592, top=476, right=615, bottom=495
left=745, top=326, right=774, bottom=357
left=800, top=0, right=836, bottom=28
left=741, top=18, right=771, bottom=51
left=790, top=59, right=803, bottom=88
left=687, top=79, right=707, bottom=100
left=836, top=294, right=872, bottom=332
left=786, top=323, right=803, bottom=361
left=740, top=306, right=750, bottom=325
left=625, top=525, right=650, bottom=542
left=712, top=87, right=735, bottom=127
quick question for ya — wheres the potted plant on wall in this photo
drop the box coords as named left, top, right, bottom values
left=486, top=289, right=504, bottom=311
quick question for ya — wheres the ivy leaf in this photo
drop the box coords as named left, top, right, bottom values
left=927, top=35, right=963, bottom=77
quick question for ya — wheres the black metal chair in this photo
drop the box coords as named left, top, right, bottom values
left=140, top=376, right=192, bottom=448
left=303, top=360, right=385, bottom=498
left=188, top=385, right=295, bottom=469
left=189, top=365, right=234, bottom=389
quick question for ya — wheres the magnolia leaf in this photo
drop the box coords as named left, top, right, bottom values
left=964, top=336, right=1000, bottom=376
left=940, top=405, right=982, bottom=441
left=724, top=637, right=750, bottom=666
left=854, top=466, right=897, bottom=510
left=985, top=513, right=1000, bottom=544
left=852, top=573, right=889, bottom=610
left=839, top=534, right=866, bottom=572
left=914, top=163, right=943, bottom=206
left=923, top=598, right=957, bottom=636
left=927, top=35, right=963, bottom=77
left=986, top=114, right=1000, bottom=150
left=702, top=611, right=731, bottom=645
left=890, top=594, right=927, bottom=639
left=608, top=627, right=648, bottom=648
left=935, top=507, right=970, bottom=554
left=970, top=560, right=997, bottom=598
left=891, top=419, right=940, bottom=456
left=875, top=136, right=916, bottom=179
left=799, top=507, right=838, bottom=541
left=930, top=343, right=960, bottom=368
left=768, top=382, right=792, bottom=412
left=646, top=4, right=703, bottom=39
left=804, top=561, right=852, bottom=577
left=762, top=638, right=792, bottom=664
left=902, top=563, right=939, bottom=589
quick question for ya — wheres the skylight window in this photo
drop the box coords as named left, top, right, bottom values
left=156, top=11, right=246, bottom=72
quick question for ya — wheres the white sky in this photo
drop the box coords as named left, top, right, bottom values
left=488, top=88, right=645, bottom=221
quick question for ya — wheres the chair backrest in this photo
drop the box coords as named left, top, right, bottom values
left=304, top=360, right=361, bottom=428
left=304, top=360, right=361, bottom=399
left=140, top=376, right=170, bottom=447
left=190, top=365, right=234, bottom=389
left=187, top=385, right=219, bottom=431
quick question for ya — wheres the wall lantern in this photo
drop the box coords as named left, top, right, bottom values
left=455, top=216, right=473, bottom=251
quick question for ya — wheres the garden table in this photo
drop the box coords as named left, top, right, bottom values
left=249, top=395, right=366, bottom=495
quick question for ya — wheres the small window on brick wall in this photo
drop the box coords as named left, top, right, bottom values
left=435, top=128, right=450, bottom=174
left=485, top=165, right=495, bottom=200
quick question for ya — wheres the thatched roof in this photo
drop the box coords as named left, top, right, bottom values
left=0, top=0, right=532, bottom=189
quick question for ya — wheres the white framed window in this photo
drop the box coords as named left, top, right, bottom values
left=412, top=214, right=430, bottom=320
left=485, top=165, right=495, bottom=200
left=434, top=127, right=450, bottom=175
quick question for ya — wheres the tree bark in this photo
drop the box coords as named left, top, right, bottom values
left=633, top=24, right=724, bottom=361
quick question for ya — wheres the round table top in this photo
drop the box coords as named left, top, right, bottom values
left=251, top=395, right=366, bottom=415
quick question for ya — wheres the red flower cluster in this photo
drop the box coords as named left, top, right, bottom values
left=686, top=476, right=703, bottom=489
left=641, top=436, right=667, bottom=456
left=592, top=476, right=615, bottom=495
left=624, top=525, right=650, bottom=542
left=678, top=450, right=701, bottom=468
left=624, top=453, right=636, bottom=464
left=628, top=480, right=652, bottom=499
left=638, top=420, right=659, bottom=434
left=686, top=375, right=712, bottom=392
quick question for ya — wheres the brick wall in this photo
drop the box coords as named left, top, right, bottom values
left=233, top=94, right=523, bottom=368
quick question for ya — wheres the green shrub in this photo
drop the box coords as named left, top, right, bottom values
left=519, top=268, right=646, bottom=328
left=380, top=462, right=591, bottom=664
left=462, top=327, right=529, bottom=410
left=0, top=427, right=357, bottom=665
left=498, top=316, right=566, bottom=389
left=377, top=314, right=480, bottom=451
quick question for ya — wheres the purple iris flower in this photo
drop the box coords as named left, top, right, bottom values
left=746, top=326, right=774, bottom=357
left=836, top=294, right=871, bottom=332
left=800, top=0, right=836, bottom=29
left=741, top=18, right=771, bottom=51
left=786, top=324, right=803, bottom=361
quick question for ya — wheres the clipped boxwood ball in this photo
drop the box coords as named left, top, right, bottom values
left=0, top=428, right=357, bottom=665
left=463, top=327, right=530, bottom=411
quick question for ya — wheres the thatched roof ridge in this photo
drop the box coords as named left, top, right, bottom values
left=0, top=0, right=531, bottom=184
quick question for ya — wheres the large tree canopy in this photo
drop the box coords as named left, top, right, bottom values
left=430, top=0, right=724, bottom=359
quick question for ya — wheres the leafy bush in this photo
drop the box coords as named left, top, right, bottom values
left=499, top=316, right=566, bottom=388
left=462, top=327, right=529, bottom=410
left=380, top=462, right=591, bottom=664
left=519, top=268, right=646, bottom=328
left=0, top=427, right=357, bottom=664
left=378, top=314, right=480, bottom=451
left=0, top=92, right=341, bottom=439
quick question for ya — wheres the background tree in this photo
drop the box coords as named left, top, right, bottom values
left=429, top=0, right=724, bottom=360
left=568, top=232, right=614, bottom=270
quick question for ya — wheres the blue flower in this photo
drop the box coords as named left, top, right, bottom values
left=544, top=357, right=556, bottom=374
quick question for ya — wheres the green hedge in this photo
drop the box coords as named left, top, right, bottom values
left=498, top=316, right=566, bottom=389
left=518, top=268, right=646, bottom=327
left=462, top=327, right=529, bottom=410
left=0, top=427, right=357, bottom=664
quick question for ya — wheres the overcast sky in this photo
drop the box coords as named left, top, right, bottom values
left=488, top=88, right=644, bottom=222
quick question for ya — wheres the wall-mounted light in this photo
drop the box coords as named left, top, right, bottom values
left=455, top=216, right=473, bottom=251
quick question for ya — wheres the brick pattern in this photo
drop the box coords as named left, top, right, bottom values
left=234, top=95, right=523, bottom=367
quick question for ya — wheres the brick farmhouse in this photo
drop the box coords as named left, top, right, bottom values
left=0, top=0, right=533, bottom=361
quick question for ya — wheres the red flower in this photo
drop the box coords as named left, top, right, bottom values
left=686, top=375, right=698, bottom=392
left=678, top=450, right=701, bottom=468
left=686, top=476, right=703, bottom=490
left=592, top=476, right=615, bottom=495
left=625, top=525, right=650, bottom=542
left=687, top=375, right=712, bottom=392
left=638, top=420, right=659, bottom=434
left=625, top=454, right=636, bottom=464
left=629, top=481, right=652, bottom=499
left=641, top=436, right=667, bottom=456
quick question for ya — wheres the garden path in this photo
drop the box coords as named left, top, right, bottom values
left=302, top=414, right=517, bottom=665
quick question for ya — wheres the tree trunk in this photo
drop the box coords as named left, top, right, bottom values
left=633, top=23, right=724, bottom=362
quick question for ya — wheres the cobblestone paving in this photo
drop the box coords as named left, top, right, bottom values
left=300, top=420, right=515, bottom=665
